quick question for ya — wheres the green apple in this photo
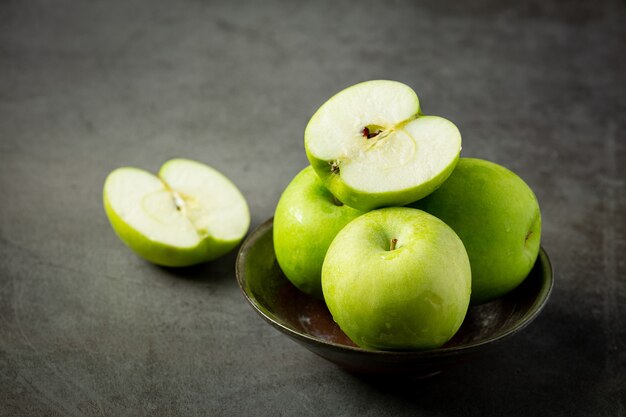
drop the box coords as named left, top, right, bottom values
left=103, top=158, right=250, bottom=267
left=322, top=207, right=471, bottom=350
left=273, top=166, right=364, bottom=299
left=410, top=158, right=541, bottom=304
left=304, top=80, right=461, bottom=211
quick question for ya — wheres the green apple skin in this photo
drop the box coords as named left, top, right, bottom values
left=273, top=166, right=364, bottom=299
left=322, top=207, right=471, bottom=351
left=410, top=158, right=542, bottom=304
left=103, top=161, right=250, bottom=267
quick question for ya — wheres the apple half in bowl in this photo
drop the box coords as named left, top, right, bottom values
left=305, top=80, right=462, bottom=211
left=236, top=219, right=553, bottom=376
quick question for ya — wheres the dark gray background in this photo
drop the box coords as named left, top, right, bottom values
left=1, top=0, right=625, bottom=415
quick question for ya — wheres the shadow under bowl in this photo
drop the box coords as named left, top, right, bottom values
left=236, top=218, right=554, bottom=376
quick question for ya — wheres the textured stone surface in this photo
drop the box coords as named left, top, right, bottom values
left=1, top=0, right=624, bottom=415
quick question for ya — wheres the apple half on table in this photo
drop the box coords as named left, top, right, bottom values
left=103, top=158, right=250, bottom=267
left=305, top=80, right=462, bottom=211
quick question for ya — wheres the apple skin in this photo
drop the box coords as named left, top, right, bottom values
left=103, top=164, right=249, bottom=267
left=410, top=158, right=542, bottom=304
left=273, top=166, right=364, bottom=299
left=322, top=207, right=471, bottom=350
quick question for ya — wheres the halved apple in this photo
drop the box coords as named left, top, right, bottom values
left=304, top=80, right=462, bottom=211
left=103, top=158, right=250, bottom=267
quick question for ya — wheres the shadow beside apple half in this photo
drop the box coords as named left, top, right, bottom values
left=236, top=218, right=554, bottom=377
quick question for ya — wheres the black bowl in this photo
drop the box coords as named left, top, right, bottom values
left=236, top=218, right=554, bottom=376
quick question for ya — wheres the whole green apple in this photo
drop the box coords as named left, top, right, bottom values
left=322, top=207, right=471, bottom=350
left=273, top=166, right=364, bottom=299
left=410, top=158, right=541, bottom=304
left=103, top=158, right=250, bottom=267
left=304, top=80, right=462, bottom=211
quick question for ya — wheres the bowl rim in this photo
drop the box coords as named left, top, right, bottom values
left=236, top=217, right=554, bottom=358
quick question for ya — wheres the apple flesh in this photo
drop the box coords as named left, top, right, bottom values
left=322, top=207, right=471, bottom=350
left=305, top=80, right=461, bottom=211
left=273, top=166, right=364, bottom=298
left=410, top=158, right=541, bottom=304
left=103, top=158, right=250, bottom=267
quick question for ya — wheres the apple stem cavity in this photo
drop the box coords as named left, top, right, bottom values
left=525, top=231, right=533, bottom=242
left=389, top=238, right=398, bottom=251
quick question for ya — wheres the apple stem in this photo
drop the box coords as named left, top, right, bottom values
left=390, top=238, right=398, bottom=251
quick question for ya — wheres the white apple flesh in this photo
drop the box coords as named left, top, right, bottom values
left=103, top=158, right=250, bottom=267
left=305, top=80, right=462, bottom=211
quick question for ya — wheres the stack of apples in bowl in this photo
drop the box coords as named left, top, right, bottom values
left=100, top=79, right=552, bottom=376
left=237, top=80, right=552, bottom=375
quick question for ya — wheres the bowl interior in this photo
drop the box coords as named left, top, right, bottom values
left=236, top=218, right=553, bottom=373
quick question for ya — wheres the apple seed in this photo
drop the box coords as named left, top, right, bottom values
left=362, top=127, right=383, bottom=139
left=332, top=195, right=344, bottom=207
